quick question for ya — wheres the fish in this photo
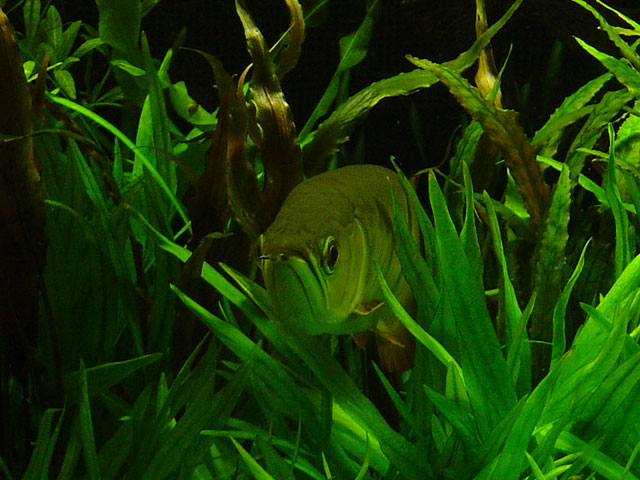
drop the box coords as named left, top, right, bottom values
left=258, top=164, right=421, bottom=372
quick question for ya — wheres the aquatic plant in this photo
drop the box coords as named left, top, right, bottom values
left=1, top=0, right=640, bottom=478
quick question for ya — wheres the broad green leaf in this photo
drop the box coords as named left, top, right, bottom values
left=110, top=58, right=146, bottom=77
left=73, top=37, right=105, bottom=58
left=23, top=0, right=40, bottom=49
left=59, top=20, right=82, bottom=60
left=53, top=69, right=76, bottom=100
left=96, top=0, right=141, bottom=60
left=169, top=81, right=217, bottom=126
left=45, top=5, right=62, bottom=54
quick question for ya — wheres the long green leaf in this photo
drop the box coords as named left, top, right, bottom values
left=428, top=173, right=516, bottom=438
left=299, top=0, right=381, bottom=139
left=46, top=93, right=190, bottom=229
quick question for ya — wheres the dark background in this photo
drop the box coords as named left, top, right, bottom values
left=23, top=0, right=640, bottom=173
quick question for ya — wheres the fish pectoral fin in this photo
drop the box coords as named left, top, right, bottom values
left=376, top=324, right=415, bottom=373
left=352, top=331, right=373, bottom=350
left=354, top=299, right=384, bottom=315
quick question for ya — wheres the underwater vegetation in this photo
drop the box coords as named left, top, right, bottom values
left=2, top=0, right=640, bottom=478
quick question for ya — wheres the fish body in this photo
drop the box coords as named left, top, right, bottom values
left=259, top=165, right=421, bottom=371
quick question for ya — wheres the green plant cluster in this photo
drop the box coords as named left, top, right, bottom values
left=2, top=0, right=640, bottom=479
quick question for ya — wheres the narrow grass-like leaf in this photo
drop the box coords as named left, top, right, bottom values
left=605, top=123, right=631, bottom=278
left=172, top=286, right=412, bottom=477
left=532, top=73, right=611, bottom=156
left=256, top=434, right=295, bottom=480
left=22, top=409, right=64, bottom=480
left=391, top=158, right=439, bottom=291
left=46, top=93, right=190, bottom=228
left=389, top=178, right=438, bottom=322
left=538, top=155, right=631, bottom=211
left=374, top=262, right=463, bottom=381
left=62, top=353, right=162, bottom=402
left=231, top=437, right=277, bottom=480
left=597, top=0, right=640, bottom=31
left=525, top=451, right=545, bottom=480
left=551, top=239, right=591, bottom=369
left=303, top=0, right=523, bottom=175
left=490, top=367, right=559, bottom=479
left=566, top=88, right=633, bottom=179
left=111, top=58, right=146, bottom=76
left=576, top=351, right=640, bottom=440
left=78, top=362, right=101, bottom=480
left=428, top=173, right=516, bottom=437
left=555, top=431, right=640, bottom=480
left=483, top=191, right=523, bottom=343
left=573, top=0, right=640, bottom=71
left=145, top=357, right=246, bottom=480
left=460, top=162, right=483, bottom=292
left=506, top=293, right=535, bottom=396
left=98, top=384, right=152, bottom=480
left=299, top=0, right=381, bottom=139
left=371, top=362, right=418, bottom=434
left=576, top=37, right=640, bottom=99
left=423, top=386, right=479, bottom=449
left=140, top=33, right=174, bottom=185
left=413, top=59, right=549, bottom=222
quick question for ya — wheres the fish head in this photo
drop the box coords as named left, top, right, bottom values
left=259, top=211, right=374, bottom=335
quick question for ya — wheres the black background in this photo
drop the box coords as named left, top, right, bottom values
left=17, top=0, right=640, bottom=173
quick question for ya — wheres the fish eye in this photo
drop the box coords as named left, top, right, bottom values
left=323, top=237, right=338, bottom=273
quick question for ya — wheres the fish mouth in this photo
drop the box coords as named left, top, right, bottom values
left=261, top=254, right=337, bottom=334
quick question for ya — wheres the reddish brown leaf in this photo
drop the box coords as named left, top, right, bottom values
left=236, top=0, right=304, bottom=229
left=0, top=5, right=47, bottom=465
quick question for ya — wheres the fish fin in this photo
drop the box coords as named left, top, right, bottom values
left=352, top=331, right=373, bottom=350
left=354, top=299, right=384, bottom=315
left=376, top=324, right=415, bottom=373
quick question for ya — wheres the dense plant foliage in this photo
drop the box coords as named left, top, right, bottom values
left=1, top=0, right=640, bottom=478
